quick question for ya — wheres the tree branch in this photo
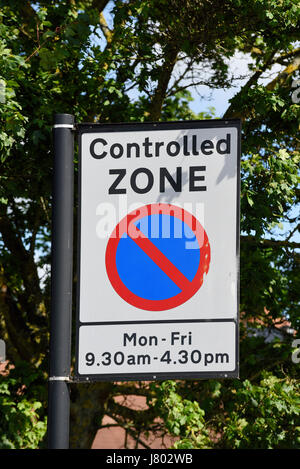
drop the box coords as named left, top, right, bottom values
left=148, top=46, right=179, bottom=120
left=266, top=54, right=300, bottom=91
left=223, top=49, right=278, bottom=119
left=0, top=204, right=46, bottom=331
left=241, top=235, right=300, bottom=249
left=103, top=413, right=156, bottom=450
left=99, top=11, right=113, bottom=45
left=271, top=47, right=300, bottom=65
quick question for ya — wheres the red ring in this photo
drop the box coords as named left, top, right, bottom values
left=105, top=203, right=210, bottom=311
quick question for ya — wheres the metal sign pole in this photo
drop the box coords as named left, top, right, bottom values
left=48, top=113, right=75, bottom=449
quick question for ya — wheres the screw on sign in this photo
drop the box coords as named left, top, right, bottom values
left=105, top=203, right=210, bottom=311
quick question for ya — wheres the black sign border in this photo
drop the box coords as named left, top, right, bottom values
left=74, top=118, right=241, bottom=383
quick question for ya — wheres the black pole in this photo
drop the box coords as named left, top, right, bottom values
left=48, top=114, right=75, bottom=449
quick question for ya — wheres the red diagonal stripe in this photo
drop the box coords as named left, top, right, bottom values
left=127, top=224, right=191, bottom=292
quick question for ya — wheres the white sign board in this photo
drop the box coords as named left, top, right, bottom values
left=75, top=120, right=240, bottom=381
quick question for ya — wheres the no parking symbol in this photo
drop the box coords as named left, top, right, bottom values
left=105, top=203, right=210, bottom=311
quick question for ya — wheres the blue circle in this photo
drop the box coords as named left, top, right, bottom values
left=115, top=214, right=200, bottom=301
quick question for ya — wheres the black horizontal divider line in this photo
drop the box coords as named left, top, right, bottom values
left=78, top=318, right=237, bottom=326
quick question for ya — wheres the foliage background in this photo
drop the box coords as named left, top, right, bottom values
left=0, top=0, right=299, bottom=449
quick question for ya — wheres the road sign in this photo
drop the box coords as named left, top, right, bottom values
left=75, top=119, right=240, bottom=381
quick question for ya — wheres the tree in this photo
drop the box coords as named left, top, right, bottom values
left=0, top=0, right=299, bottom=449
